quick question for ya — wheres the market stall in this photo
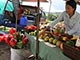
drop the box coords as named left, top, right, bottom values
left=25, top=20, right=80, bottom=60
left=0, top=0, right=80, bottom=60
left=25, top=33, right=72, bottom=60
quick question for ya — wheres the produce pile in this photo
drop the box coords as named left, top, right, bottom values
left=0, top=28, right=29, bottom=49
left=27, top=22, right=79, bottom=50
left=38, top=29, right=77, bottom=50
left=25, top=25, right=37, bottom=34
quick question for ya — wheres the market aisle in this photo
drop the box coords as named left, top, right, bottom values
left=0, top=42, right=33, bottom=60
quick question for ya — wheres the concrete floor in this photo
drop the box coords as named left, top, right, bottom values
left=0, top=42, right=34, bottom=60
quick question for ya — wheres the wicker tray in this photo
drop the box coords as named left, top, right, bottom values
left=63, top=43, right=80, bottom=60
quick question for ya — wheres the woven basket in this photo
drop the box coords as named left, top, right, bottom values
left=63, top=43, right=80, bottom=60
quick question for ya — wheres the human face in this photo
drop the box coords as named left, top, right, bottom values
left=65, top=5, right=74, bottom=16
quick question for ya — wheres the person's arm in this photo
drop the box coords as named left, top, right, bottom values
left=38, top=12, right=64, bottom=36
left=49, top=12, right=64, bottom=28
left=67, top=21, right=80, bottom=35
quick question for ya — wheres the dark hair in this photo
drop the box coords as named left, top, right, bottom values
left=66, top=0, right=77, bottom=11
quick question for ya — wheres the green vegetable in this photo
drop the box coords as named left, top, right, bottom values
left=66, top=40, right=75, bottom=46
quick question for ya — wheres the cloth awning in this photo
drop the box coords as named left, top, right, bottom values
left=0, top=0, right=14, bottom=14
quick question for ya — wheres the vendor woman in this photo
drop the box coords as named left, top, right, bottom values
left=46, top=0, right=80, bottom=46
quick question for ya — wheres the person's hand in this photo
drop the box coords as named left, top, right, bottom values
left=64, top=33, right=73, bottom=39
left=45, top=26, right=50, bottom=31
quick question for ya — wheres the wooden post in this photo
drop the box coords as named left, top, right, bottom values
left=12, top=0, right=19, bottom=30
left=3, top=0, right=8, bottom=14
left=48, top=0, right=52, bottom=19
left=35, top=0, right=40, bottom=60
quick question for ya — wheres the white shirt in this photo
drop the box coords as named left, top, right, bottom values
left=49, top=11, right=80, bottom=36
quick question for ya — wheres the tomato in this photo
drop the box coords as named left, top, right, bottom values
left=22, top=37, right=28, bottom=44
left=9, top=38, right=17, bottom=47
left=9, top=28, right=16, bottom=34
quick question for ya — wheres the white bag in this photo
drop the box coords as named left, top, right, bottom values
left=75, top=37, right=80, bottom=47
left=11, top=48, right=26, bottom=60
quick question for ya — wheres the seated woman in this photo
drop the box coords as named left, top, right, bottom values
left=4, top=10, right=16, bottom=23
left=17, top=5, right=25, bottom=24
